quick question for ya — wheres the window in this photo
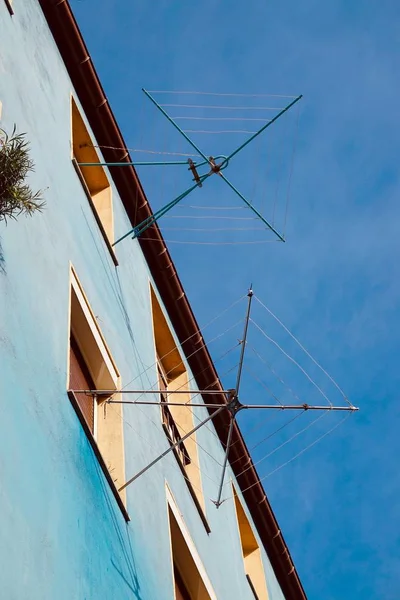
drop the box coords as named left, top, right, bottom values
left=71, top=97, right=114, bottom=245
left=174, top=566, right=192, bottom=600
left=69, top=333, right=96, bottom=433
left=68, top=267, right=127, bottom=513
left=167, top=487, right=216, bottom=600
left=150, top=286, right=207, bottom=524
left=233, top=486, right=269, bottom=600
left=158, top=360, right=191, bottom=468
left=3, top=0, right=13, bottom=16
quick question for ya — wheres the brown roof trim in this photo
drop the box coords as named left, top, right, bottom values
left=38, top=2, right=306, bottom=598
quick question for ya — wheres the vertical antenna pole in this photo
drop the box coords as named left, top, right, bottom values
left=214, top=288, right=254, bottom=507
left=235, top=287, right=254, bottom=395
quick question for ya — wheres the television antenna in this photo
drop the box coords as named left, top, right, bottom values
left=72, top=287, right=358, bottom=507
left=78, top=89, right=302, bottom=245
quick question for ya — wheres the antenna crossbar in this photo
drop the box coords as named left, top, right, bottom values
left=243, top=404, right=358, bottom=412
left=72, top=389, right=231, bottom=395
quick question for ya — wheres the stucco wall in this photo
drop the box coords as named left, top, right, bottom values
left=0, top=1, right=286, bottom=599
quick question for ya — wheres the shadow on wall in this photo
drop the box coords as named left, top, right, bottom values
left=82, top=209, right=154, bottom=392
left=0, top=237, right=5, bottom=275
left=93, top=457, right=144, bottom=600
left=111, top=558, right=141, bottom=599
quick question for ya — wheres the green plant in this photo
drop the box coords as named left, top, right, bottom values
left=0, top=126, right=45, bottom=222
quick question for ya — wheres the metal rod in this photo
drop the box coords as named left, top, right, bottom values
left=242, top=404, right=359, bottom=411
left=118, top=405, right=226, bottom=492
left=108, top=400, right=228, bottom=408
left=112, top=185, right=196, bottom=246
left=225, top=95, right=302, bottom=163
left=72, top=391, right=357, bottom=411
left=73, top=389, right=231, bottom=395
left=142, top=88, right=209, bottom=162
left=132, top=186, right=197, bottom=237
left=112, top=173, right=210, bottom=246
left=235, top=288, right=254, bottom=396
left=73, top=390, right=357, bottom=412
left=135, top=178, right=206, bottom=233
left=220, top=173, right=285, bottom=242
left=132, top=173, right=211, bottom=239
left=78, top=161, right=193, bottom=167
left=214, top=415, right=236, bottom=507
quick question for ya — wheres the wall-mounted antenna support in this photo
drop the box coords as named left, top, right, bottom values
left=76, top=387, right=357, bottom=498
left=78, top=90, right=302, bottom=245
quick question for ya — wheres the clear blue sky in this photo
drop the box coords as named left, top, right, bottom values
left=70, top=1, right=400, bottom=598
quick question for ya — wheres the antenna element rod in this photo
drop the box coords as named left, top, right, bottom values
left=235, top=288, right=254, bottom=396
left=108, top=400, right=227, bottom=408
left=73, top=389, right=231, bottom=395
left=226, top=95, right=303, bottom=163
left=243, top=404, right=359, bottom=411
left=214, top=415, right=236, bottom=508
left=119, top=405, right=226, bottom=491
left=142, top=88, right=209, bottom=162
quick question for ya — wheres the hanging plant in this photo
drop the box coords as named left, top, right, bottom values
left=0, top=126, right=45, bottom=222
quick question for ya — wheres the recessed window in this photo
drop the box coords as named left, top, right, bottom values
left=150, top=286, right=207, bottom=523
left=71, top=97, right=114, bottom=244
left=233, top=486, right=269, bottom=600
left=158, top=359, right=191, bottom=468
left=68, top=267, right=126, bottom=510
left=167, top=487, right=216, bottom=600
left=174, top=565, right=192, bottom=600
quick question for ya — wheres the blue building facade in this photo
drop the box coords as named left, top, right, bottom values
left=0, top=1, right=305, bottom=599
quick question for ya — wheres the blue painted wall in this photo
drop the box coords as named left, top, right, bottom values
left=0, top=1, right=286, bottom=599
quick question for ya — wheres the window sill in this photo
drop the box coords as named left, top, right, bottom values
left=162, top=423, right=211, bottom=534
left=72, top=159, right=119, bottom=267
left=3, top=0, right=13, bottom=15
left=68, top=390, right=130, bottom=522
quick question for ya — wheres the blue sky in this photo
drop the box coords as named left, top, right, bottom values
left=70, top=1, right=400, bottom=598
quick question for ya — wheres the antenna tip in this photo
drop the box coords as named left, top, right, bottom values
left=248, top=284, right=253, bottom=297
